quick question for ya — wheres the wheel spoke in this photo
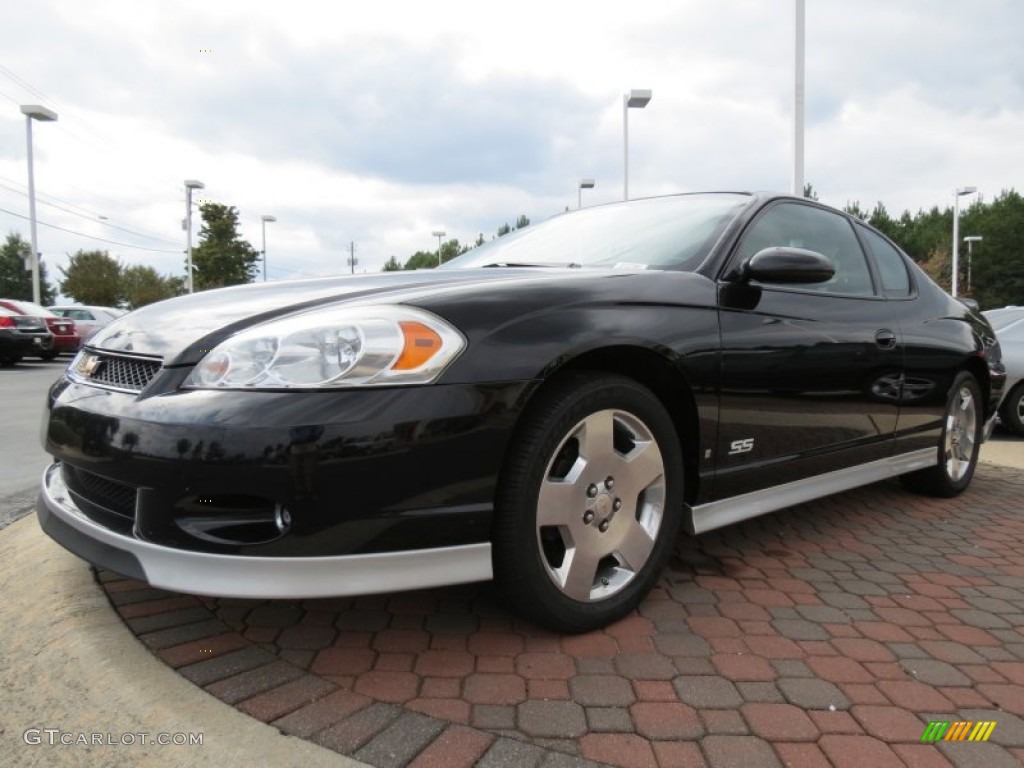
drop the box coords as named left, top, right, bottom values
left=577, top=410, right=615, bottom=462
left=559, top=542, right=601, bottom=601
left=617, top=438, right=664, bottom=499
left=615, top=518, right=656, bottom=572
left=538, top=477, right=583, bottom=526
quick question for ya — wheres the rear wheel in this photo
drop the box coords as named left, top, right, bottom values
left=39, top=351, right=59, bottom=361
left=901, top=371, right=982, bottom=497
left=1000, top=382, right=1024, bottom=436
left=493, top=372, right=683, bottom=633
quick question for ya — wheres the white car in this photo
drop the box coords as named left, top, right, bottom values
left=984, top=306, right=1024, bottom=435
left=48, top=305, right=125, bottom=342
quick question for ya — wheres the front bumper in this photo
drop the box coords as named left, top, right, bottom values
left=38, top=463, right=493, bottom=597
left=40, top=375, right=534, bottom=562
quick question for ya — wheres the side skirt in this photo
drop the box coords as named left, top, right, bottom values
left=685, top=448, right=936, bottom=536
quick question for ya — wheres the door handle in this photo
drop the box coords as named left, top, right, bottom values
left=875, top=329, right=897, bottom=350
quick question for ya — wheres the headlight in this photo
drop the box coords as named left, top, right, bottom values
left=183, top=306, right=465, bottom=389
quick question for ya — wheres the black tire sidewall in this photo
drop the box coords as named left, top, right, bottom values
left=1001, top=382, right=1024, bottom=435
left=494, top=373, right=683, bottom=633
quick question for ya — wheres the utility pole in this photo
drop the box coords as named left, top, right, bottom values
left=347, top=241, right=357, bottom=274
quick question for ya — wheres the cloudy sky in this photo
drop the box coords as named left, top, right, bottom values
left=1, top=0, right=1021, bottom=288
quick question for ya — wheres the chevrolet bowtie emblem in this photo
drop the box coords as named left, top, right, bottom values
left=81, top=354, right=102, bottom=376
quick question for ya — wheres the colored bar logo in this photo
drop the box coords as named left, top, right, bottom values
left=921, top=721, right=996, bottom=742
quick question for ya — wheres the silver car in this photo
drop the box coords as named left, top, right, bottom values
left=48, top=305, right=125, bottom=342
left=985, top=306, right=1024, bottom=435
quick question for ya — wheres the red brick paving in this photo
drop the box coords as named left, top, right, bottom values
left=95, top=464, right=1024, bottom=767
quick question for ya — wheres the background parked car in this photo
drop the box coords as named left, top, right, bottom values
left=48, top=305, right=125, bottom=342
left=0, top=306, right=53, bottom=366
left=0, top=299, right=81, bottom=359
left=984, top=306, right=1024, bottom=435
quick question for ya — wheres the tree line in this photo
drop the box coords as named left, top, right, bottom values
left=0, top=202, right=261, bottom=309
left=3, top=191, right=1019, bottom=311
left=381, top=214, right=531, bottom=272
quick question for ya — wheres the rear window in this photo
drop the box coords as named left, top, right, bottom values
left=858, top=225, right=911, bottom=296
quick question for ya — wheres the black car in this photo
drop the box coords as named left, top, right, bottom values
left=0, top=306, right=53, bottom=365
left=37, top=192, right=1006, bottom=632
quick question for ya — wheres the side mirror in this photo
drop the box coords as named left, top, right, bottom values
left=958, top=297, right=980, bottom=311
left=742, top=247, right=835, bottom=284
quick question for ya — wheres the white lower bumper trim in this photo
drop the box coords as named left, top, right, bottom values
left=39, top=463, right=493, bottom=599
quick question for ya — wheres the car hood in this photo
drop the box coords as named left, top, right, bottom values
left=86, top=269, right=616, bottom=366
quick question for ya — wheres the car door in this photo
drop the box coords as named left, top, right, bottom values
left=713, top=200, right=903, bottom=498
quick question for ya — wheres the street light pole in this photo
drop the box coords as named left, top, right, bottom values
left=21, top=105, right=57, bottom=305
left=184, top=180, right=204, bottom=293
left=578, top=178, right=595, bottom=210
left=261, top=215, right=276, bottom=282
left=623, top=89, right=652, bottom=201
left=432, top=229, right=446, bottom=267
left=963, top=235, right=983, bottom=293
left=951, top=186, right=976, bottom=297
left=793, top=0, right=805, bottom=196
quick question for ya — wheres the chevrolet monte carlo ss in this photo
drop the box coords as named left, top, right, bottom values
left=37, top=192, right=1006, bottom=632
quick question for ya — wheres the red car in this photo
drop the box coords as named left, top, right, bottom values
left=0, top=299, right=81, bottom=359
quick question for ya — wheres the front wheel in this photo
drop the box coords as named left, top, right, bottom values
left=493, top=373, right=683, bottom=633
left=901, top=371, right=983, bottom=497
left=999, top=382, right=1024, bottom=436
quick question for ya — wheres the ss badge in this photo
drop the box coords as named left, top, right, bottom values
left=727, top=438, right=755, bottom=456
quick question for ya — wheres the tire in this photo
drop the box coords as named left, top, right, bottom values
left=39, top=351, right=59, bottom=361
left=0, top=354, right=19, bottom=367
left=493, top=372, right=683, bottom=633
left=901, top=371, right=983, bottom=497
left=1000, top=382, right=1024, bottom=436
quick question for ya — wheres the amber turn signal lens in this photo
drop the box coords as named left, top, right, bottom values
left=393, top=321, right=443, bottom=370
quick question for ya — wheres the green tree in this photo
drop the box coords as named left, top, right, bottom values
left=843, top=201, right=869, bottom=220
left=496, top=222, right=512, bottom=237
left=191, top=204, right=260, bottom=290
left=0, top=232, right=57, bottom=304
left=515, top=214, right=530, bottom=230
left=59, top=249, right=123, bottom=306
left=121, top=265, right=184, bottom=309
left=960, top=190, right=1024, bottom=308
left=404, top=250, right=441, bottom=270
left=803, top=183, right=819, bottom=201
left=381, top=255, right=403, bottom=272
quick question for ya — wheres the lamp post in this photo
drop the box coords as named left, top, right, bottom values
left=578, top=178, right=595, bottom=209
left=432, top=229, right=446, bottom=267
left=623, top=89, right=652, bottom=201
left=184, top=180, right=204, bottom=293
left=963, top=235, right=983, bottom=293
left=21, top=105, right=57, bottom=305
left=793, top=0, right=805, bottom=196
left=260, top=215, right=276, bottom=282
left=951, top=186, right=976, bottom=297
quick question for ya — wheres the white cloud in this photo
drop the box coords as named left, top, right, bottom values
left=0, top=0, right=1021, bottom=291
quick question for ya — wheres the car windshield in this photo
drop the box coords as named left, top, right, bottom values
left=442, top=193, right=750, bottom=272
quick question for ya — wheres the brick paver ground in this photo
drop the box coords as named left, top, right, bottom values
left=98, top=464, right=1024, bottom=767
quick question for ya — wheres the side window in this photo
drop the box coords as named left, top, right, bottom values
left=735, top=203, right=875, bottom=296
left=858, top=226, right=911, bottom=296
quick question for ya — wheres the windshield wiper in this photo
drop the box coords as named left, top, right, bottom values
left=481, top=262, right=582, bottom=269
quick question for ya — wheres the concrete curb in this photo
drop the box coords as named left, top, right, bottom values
left=0, top=513, right=366, bottom=768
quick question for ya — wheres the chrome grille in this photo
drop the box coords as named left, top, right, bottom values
left=75, top=351, right=162, bottom=392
